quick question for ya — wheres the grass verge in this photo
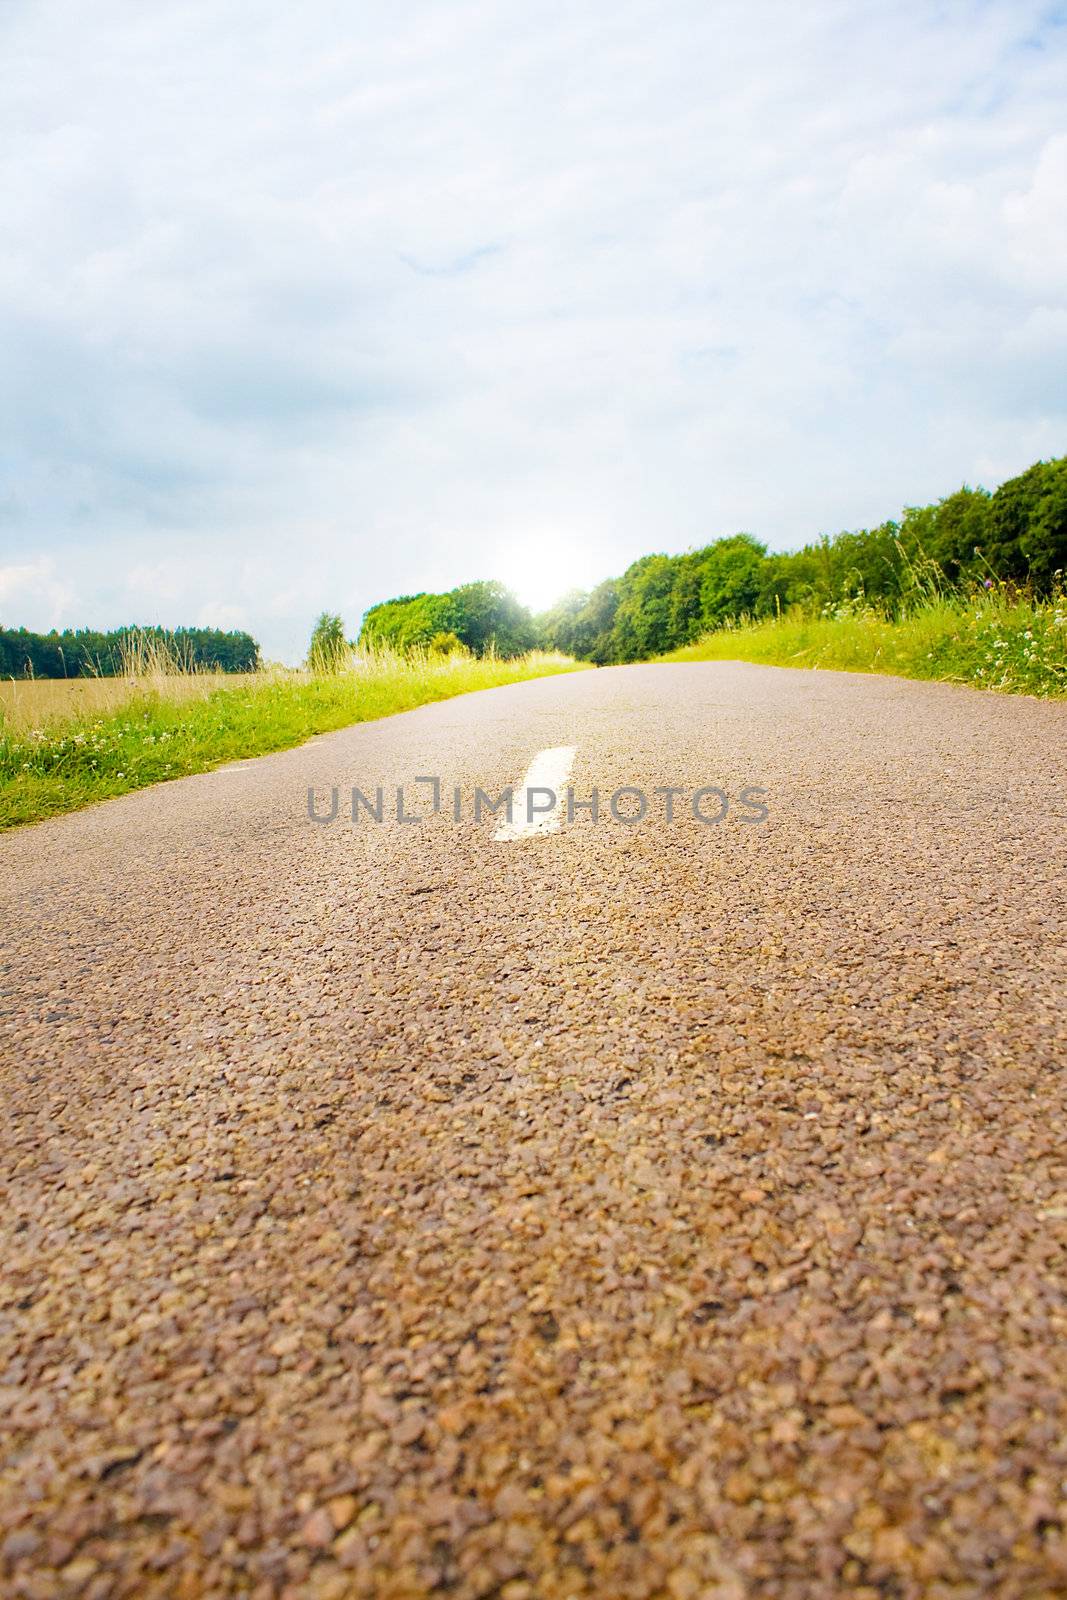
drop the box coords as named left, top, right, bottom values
left=0, top=649, right=585, bottom=830
left=662, top=588, right=1067, bottom=698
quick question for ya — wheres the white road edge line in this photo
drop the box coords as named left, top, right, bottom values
left=493, top=745, right=577, bottom=842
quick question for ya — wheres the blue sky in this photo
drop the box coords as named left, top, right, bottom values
left=1, top=0, right=1065, bottom=662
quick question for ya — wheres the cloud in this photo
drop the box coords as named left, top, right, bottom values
left=0, top=556, right=77, bottom=628
left=1, top=0, right=1065, bottom=660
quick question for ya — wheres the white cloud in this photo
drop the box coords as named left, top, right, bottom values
left=1003, top=132, right=1067, bottom=291
left=0, top=556, right=77, bottom=628
left=1, top=0, right=1065, bottom=660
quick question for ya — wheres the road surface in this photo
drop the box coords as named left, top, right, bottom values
left=2, top=662, right=1065, bottom=1599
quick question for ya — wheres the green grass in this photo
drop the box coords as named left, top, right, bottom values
left=663, top=588, right=1067, bottom=698
left=0, top=650, right=586, bottom=830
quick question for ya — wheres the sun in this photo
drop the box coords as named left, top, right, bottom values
left=493, top=537, right=600, bottom=614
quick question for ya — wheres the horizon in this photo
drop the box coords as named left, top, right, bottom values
left=2, top=0, right=1066, bottom=663
left=0, top=452, right=1044, bottom=665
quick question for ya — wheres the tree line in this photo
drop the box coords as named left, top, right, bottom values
left=0, top=624, right=260, bottom=678
left=539, top=453, right=1067, bottom=663
left=356, top=454, right=1066, bottom=665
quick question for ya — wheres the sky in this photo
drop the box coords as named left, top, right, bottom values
left=1, top=0, right=1066, bottom=663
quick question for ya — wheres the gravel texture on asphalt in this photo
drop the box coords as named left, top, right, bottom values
left=1, top=661, right=1065, bottom=1600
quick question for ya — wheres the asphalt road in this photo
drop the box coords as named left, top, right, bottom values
left=2, top=662, right=1065, bottom=1599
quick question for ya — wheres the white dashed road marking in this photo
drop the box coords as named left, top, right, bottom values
left=493, top=745, right=577, bottom=841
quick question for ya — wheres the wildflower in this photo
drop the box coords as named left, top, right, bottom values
left=984, top=578, right=993, bottom=589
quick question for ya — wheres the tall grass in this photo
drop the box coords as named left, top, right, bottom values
left=0, top=645, right=584, bottom=830
left=116, top=627, right=200, bottom=679
left=664, top=585, right=1067, bottom=698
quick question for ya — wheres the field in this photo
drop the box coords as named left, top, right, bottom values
left=0, top=672, right=263, bottom=730
left=0, top=649, right=585, bottom=830
left=663, top=588, right=1067, bottom=698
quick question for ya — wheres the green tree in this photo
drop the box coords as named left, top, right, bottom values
left=697, top=534, right=767, bottom=629
left=611, top=555, right=675, bottom=659
left=985, top=459, right=1067, bottom=585
left=577, top=579, right=621, bottom=662
left=1027, top=459, right=1067, bottom=583
left=667, top=552, right=706, bottom=647
left=535, top=589, right=589, bottom=655
left=307, top=612, right=348, bottom=673
left=448, top=581, right=537, bottom=656
left=900, top=487, right=990, bottom=587
left=359, top=582, right=536, bottom=658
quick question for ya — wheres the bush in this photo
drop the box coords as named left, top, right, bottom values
left=427, top=631, right=466, bottom=656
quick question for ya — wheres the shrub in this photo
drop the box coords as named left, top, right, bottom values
left=427, top=631, right=466, bottom=656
